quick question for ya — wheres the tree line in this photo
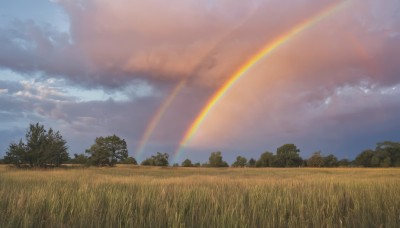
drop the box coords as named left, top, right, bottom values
left=2, top=123, right=400, bottom=168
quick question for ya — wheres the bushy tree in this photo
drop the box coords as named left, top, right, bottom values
left=354, top=141, right=400, bottom=167
left=256, top=151, right=275, bottom=167
left=141, top=152, right=169, bottom=166
left=208, top=151, right=229, bottom=167
left=121, top=157, right=138, bottom=165
left=355, top=150, right=374, bottom=167
left=307, top=151, right=324, bottom=167
left=247, top=158, right=256, bottom=167
left=232, top=156, right=247, bottom=167
left=69, top=153, right=89, bottom=164
left=152, top=152, right=169, bottom=166
left=376, top=141, right=400, bottom=167
left=141, top=158, right=155, bottom=166
left=274, top=144, right=302, bottom=167
left=85, top=135, right=128, bottom=166
left=338, top=159, right=350, bottom=167
left=4, top=123, right=69, bottom=167
left=181, top=159, right=193, bottom=167
left=323, top=154, right=338, bottom=167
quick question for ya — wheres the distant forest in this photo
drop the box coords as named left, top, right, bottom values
left=1, top=123, right=400, bottom=168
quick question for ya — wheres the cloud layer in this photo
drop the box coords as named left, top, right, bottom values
left=1, top=0, right=400, bottom=162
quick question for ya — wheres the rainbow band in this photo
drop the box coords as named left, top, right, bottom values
left=174, top=1, right=348, bottom=161
left=134, top=6, right=259, bottom=160
left=135, top=80, right=186, bottom=160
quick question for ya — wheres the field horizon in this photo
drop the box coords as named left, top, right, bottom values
left=1, top=165, right=399, bottom=227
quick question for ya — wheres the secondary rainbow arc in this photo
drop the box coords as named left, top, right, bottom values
left=174, top=1, right=349, bottom=161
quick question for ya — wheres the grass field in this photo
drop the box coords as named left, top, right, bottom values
left=0, top=165, right=399, bottom=227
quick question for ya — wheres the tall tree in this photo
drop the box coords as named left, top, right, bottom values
left=208, top=151, right=229, bottom=167
left=256, top=151, right=275, bottom=167
left=307, top=151, right=324, bottom=167
left=86, top=135, right=128, bottom=166
left=232, top=156, right=247, bottom=167
left=274, top=144, right=302, bottom=167
left=376, top=141, right=400, bottom=167
left=152, top=152, right=169, bottom=166
left=182, top=159, right=193, bottom=167
left=355, top=150, right=374, bottom=167
left=141, top=152, right=169, bottom=166
left=323, top=154, right=338, bottom=167
left=247, top=158, right=256, bottom=167
left=4, top=123, right=69, bottom=167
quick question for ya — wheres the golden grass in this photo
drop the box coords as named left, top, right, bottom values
left=0, top=165, right=399, bottom=227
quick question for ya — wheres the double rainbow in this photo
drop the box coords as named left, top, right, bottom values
left=174, top=1, right=348, bottom=161
left=134, top=5, right=259, bottom=160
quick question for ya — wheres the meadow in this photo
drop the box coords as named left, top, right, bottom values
left=0, top=165, right=399, bottom=228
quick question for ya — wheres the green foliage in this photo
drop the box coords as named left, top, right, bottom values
left=275, top=144, right=303, bottom=167
left=141, top=152, right=169, bottom=166
left=208, top=151, right=229, bottom=167
left=3, top=123, right=69, bottom=167
left=121, top=157, right=137, bottom=165
left=247, top=158, right=256, bottom=167
left=355, top=150, right=374, bottom=167
left=354, top=141, right=400, bottom=167
left=85, top=135, right=128, bottom=166
left=323, top=154, right=338, bottom=167
left=140, top=158, right=155, bottom=166
left=232, top=156, right=247, bottom=167
left=256, top=151, right=274, bottom=167
left=68, top=153, right=89, bottom=164
left=338, top=159, right=350, bottom=167
left=376, top=141, right=400, bottom=167
left=307, top=152, right=324, bottom=167
left=181, top=159, right=193, bottom=167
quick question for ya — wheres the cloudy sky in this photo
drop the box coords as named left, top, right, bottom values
left=1, top=0, right=399, bottom=163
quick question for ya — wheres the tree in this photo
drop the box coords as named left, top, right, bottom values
left=376, top=141, right=400, bottom=167
left=152, top=152, right=169, bottom=166
left=141, top=152, right=169, bottom=166
left=232, top=156, right=247, bottom=167
left=307, top=151, right=324, bottom=167
left=256, top=151, right=275, bottom=167
left=4, top=123, right=69, bottom=167
left=85, top=135, right=128, bottom=166
left=355, top=150, right=374, bottom=167
left=323, top=154, right=338, bottom=167
left=69, top=153, right=89, bottom=164
left=141, top=158, right=155, bottom=166
left=208, top=151, right=229, bottom=167
left=247, top=158, right=256, bottom=167
left=121, top=157, right=137, bottom=165
left=182, top=159, right=193, bottom=167
left=338, top=159, right=350, bottom=167
left=274, top=144, right=302, bottom=167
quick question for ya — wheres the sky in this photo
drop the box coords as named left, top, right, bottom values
left=0, top=0, right=400, bottom=164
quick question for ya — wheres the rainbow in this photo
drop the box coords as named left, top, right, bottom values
left=134, top=6, right=258, bottom=160
left=174, top=1, right=348, bottom=161
left=135, top=80, right=186, bottom=160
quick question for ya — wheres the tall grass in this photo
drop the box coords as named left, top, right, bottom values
left=0, top=166, right=399, bottom=227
